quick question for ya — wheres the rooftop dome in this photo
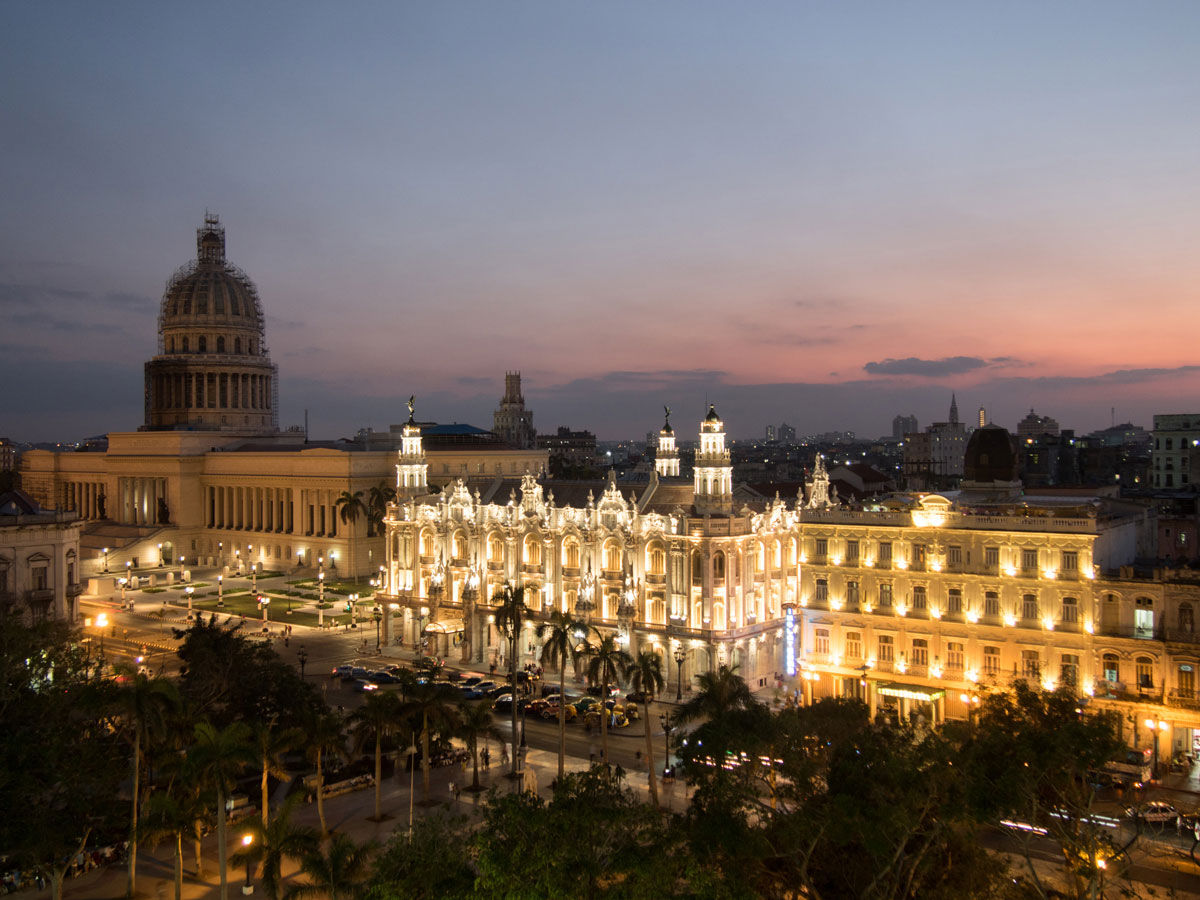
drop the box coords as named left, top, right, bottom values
left=142, top=215, right=278, bottom=432
left=963, top=424, right=1018, bottom=484
left=156, top=214, right=267, bottom=357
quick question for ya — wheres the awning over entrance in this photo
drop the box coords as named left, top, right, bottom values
left=876, top=682, right=945, bottom=702
left=424, top=619, right=464, bottom=635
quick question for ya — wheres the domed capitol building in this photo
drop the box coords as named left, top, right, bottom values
left=20, top=216, right=546, bottom=580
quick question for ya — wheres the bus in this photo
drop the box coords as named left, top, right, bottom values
left=1099, top=748, right=1153, bottom=788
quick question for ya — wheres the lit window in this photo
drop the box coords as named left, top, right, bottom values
left=1022, top=594, right=1038, bottom=620
left=947, top=642, right=964, bottom=670
left=815, top=628, right=830, bottom=655
left=1021, top=650, right=1040, bottom=678
left=948, top=588, right=962, bottom=613
left=911, top=638, right=928, bottom=667
left=1061, top=597, right=1078, bottom=623
left=985, top=591, right=1000, bottom=617
left=1136, top=657, right=1155, bottom=689
left=877, top=635, right=894, bottom=662
left=983, top=646, right=1000, bottom=675
left=879, top=583, right=893, bottom=607
left=913, top=586, right=927, bottom=610
left=845, top=632, right=862, bottom=659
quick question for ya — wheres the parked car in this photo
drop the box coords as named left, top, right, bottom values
left=332, top=664, right=354, bottom=679
left=485, top=684, right=511, bottom=699
left=367, top=671, right=398, bottom=684
left=584, top=707, right=629, bottom=728
left=491, top=694, right=532, bottom=714
left=586, top=683, right=621, bottom=698
left=461, top=674, right=486, bottom=687
left=1125, top=801, right=1180, bottom=825
left=542, top=701, right=578, bottom=722
left=458, top=686, right=485, bottom=700
left=526, top=699, right=551, bottom=717
left=349, top=679, right=379, bottom=693
left=625, top=690, right=652, bottom=704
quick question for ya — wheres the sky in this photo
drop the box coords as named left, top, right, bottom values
left=3, top=1, right=1200, bottom=442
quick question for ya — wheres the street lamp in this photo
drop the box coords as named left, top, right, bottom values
left=251, top=564, right=257, bottom=597
left=373, top=606, right=382, bottom=651
left=185, top=585, right=195, bottom=621
left=95, top=612, right=109, bottom=672
left=659, top=711, right=672, bottom=774
left=157, top=543, right=164, bottom=567
left=241, top=833, right=254, bottom=895
left=217, top=574, right=224, bottom=607
left=178, top=556, right=185, bottom=581
left=674, top=646, right=686, bottom=702
left=1145, top=718, right=1170, bottom=780
left=259, top=595, right=270, bottom=633
left=297, top=645, right=308, bottom=679
left=119, top=577, right=128, bottom=610
left=317, top=570, right=326, bottom=627
left=102, top=547, right=110, bottom=572
left=126, top=559, right=132, bottom=584
left=350, top=592, right=360, bottom=629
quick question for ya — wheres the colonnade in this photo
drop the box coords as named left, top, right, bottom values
left=117, top=477, right=168, bottom=525
left=205, top=484, right=340, bottom=538
left=62, top=480, right=107, bottom=520
left=151, top=369, right=272, bottom=412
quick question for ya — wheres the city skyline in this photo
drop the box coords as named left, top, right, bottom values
left=4, top=3, right=1200, bottom=442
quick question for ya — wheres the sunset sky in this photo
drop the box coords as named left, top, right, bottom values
left=3, top=2, right=1200, bottom=442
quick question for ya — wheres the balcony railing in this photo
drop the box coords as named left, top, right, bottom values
left=1167, top=688, right=1200, bottom=710
left=1163, top=628, right=1200, bottom=645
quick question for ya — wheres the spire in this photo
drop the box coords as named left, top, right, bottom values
left=949, top=393, right=959, bottom=425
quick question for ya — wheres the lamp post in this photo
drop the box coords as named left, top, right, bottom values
left=260, top=595, right=270, bottom=633
left=126, top=559, right=132, bottom=585
left=119, top=577, right=128, bottom=610
left=674, top=646, right=686, bottom=702
left=297, top=645, right=308, bottom=679
left=373, top=606, right=382, bottom=651
left=218, top=541, right=223, bottom=567
left=178, top=556, right=185, bottom=581
left=317, top=570, right=326, bottom=627
left=1145, top=718, right=1170, bottom=780
left=241, top=833, right=254, bottom=895
left=350, top=592, right=359, bottom=629
left=217, top=574, right=224, bottom=608
left=157, top=543, right=164, bottom=567
left=659, top=711, right=672, bottom=773
left=185, top=585, right=195, bottom=621
left=251, top=564, right=257, bottom=597
left=95, top=612, right=109, bottom=673
left=103, top=547, right=110, bottom=572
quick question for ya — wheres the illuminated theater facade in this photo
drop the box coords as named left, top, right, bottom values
left=384, top=413, right=1200, bottom=762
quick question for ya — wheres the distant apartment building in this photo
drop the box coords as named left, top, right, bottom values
left=0, top=438, right=17, bottom=472
left=765, top=424, right=777, bottom=442
left=779, top=423, right=797, bottom=442
left=904, top=396, right=966, bottom=489
left=1017, top=409, right=1060, bottom=439
left=538, top=426, right=598, bottom=475
left=493, top=372, right=537, bottom=449
left=892, top=415, right=918, bottom=442
left=1152, top=414, right=1200, bottom=490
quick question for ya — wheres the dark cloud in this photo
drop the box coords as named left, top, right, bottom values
left=3, top=308, right=124, bottom=333
left=864, top=356, right=990, bottom=377
left=0, top=282, right=154, bottom=310
left=1000, top=365, right=1200, bottom=389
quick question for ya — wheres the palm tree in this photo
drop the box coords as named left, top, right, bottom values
left=536, top=610, right=588, bottom=780
left=493, top=581, right=532, bottom=777
left=252, top=719, right=305, bottom=827
left=285, top=833, right=375, bottom=900
left=190, top=720, right=255, bottom=900
left=366, top=482, right=396, bottom=538
left=456, top=700, right=504, bottom=791
left=401, top=681, right=461, bottom=802
left=139, top=787, right=207, bottom=900
left=624, top=650, right=665, bottom=806
left=231, top=792, right=319, bottom=900
left=349, top=691, right=403, bottom=820
left=303, top=711, right=348, bottom=838
left=333, top=489, right=364, bottom=566
left=582, top=629, right=632, bottom=769
left=675, top=663, right=758, bottom=726
left=111, top=672, right=179, bottom=898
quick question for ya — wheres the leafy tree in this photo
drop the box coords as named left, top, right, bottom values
left=365, top=814, right=474, bottom=900
left=536, top=610, right=589, bottom=781
left=174, top=614, right=322, bottom=728
left=231, top=792, right=319, bottom=900
left=303, top=710, right=348, bottom=837
left=623, top=649, right=664, bottom=805
left=401, top=681, right=461, bottom=802
left=492, top=581, right=532, bottom=777
left=139, top=785, right=207, bottom=900
left=286, top=832, right=376, bottom=900
left=190, top=720, right=256, bottom=900
left=0, top=615, right=124, bottom=900
left=581, top=629, right=632, bottom=768
left=675, top=663, right=758, bottom=726
left=962, top=681, right=1128, bottom=899
left=350, top=690, right=404, bottom=820
left=366, top=482, right=396, bottom=538
left=456, top=699, right=504, bottom=791
left=106, top=670, right=179, bottom=898
left=253, top=719, right=305, bottom=826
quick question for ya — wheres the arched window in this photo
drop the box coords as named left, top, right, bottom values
left=216, top=336, right=225, bottom=353
left=1135, top=597, right=1155, bottom=638
left=198, top=336, right=207, bottom=353
left=713, top=551, right=725, bottom=581
left=1103, top=653, right=1119, bottom=683
left=647, top=543, right=665, bottom=575
left=523, top=535, right=541, bottom=567
left=488, top=534, right=504, bottom=565
left=1181, top=602, right=1195, bottom=634
left=181, top=337, right=189, bottom=352
left=563, top=539, right=580, bottom=569
left=168, top=337, right=174, bottom=353
left=691, top=550, right=703, bottom=585
left=451, top=530, right=467, bottom=560
left=603, top=540, right=622, bottom=573
left=234, top=337, right=241, bottom=354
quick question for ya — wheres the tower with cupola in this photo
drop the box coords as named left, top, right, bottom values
left=693, top=404, right=732, bottom=514
left=655, top=407, right=680, bottom=477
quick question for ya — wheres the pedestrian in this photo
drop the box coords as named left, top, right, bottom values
left=501, top=743, right=509, bottom=766
left=482, top=747, right=490, bottom=769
